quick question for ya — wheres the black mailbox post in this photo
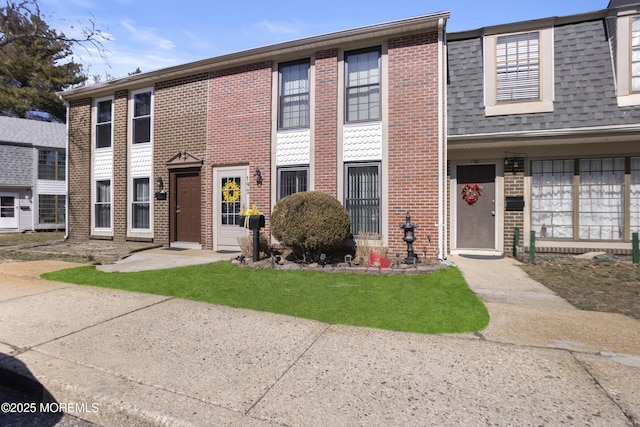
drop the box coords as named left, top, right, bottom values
left=246, top=215, right=265, bottom=261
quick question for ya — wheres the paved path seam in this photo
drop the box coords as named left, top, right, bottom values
left=571, top=352, right=638, bottom=426
left=245, top=323, right=332, bottom=417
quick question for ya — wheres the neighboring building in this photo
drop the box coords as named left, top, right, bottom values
left=447, top=0, right=640, bottom=256
left=0, top=116, right=66, bottom=232
left=59, top=13, right=449, bottom=257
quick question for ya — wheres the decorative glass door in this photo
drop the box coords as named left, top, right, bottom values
left=215, top=167, right=248, bottom=251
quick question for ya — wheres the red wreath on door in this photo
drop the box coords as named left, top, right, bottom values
left=461, top=183, right=482, bottom=204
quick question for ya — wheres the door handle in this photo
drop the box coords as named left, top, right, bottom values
left=491, top=210, right=495, bottom=216
left=176, top=205, right=181, bottom=214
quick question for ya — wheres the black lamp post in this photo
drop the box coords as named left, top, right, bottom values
left=400, top=213, right=418, bottom=264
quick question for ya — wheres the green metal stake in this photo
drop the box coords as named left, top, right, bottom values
left=513, top=227, right=520, bottom=258
left=633, top=232, right=639, bottom=265
left=529, top=230, right=536, bottom=264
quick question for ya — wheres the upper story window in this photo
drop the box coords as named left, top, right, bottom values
left=95, top=99, right=112, bottom=149
left=496, top=32, right=540, bottom=102
left=631, top=17, right=640, bottom=92
left=279, top=60, right=310, bottom=130
left=483, top=27, right=553, bottom=116
left=38, top=149, right=65, bottom=180
left=345, top=48, right=381, bottom=123
left=132, top=90, right=152, bottom=144
left=614, top=12, right=640, bottom=106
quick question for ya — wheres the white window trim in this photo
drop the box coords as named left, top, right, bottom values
left=127, top=87, right=154, bottom=237
left=92, top=179, right=112, bottom=234
left=129, top=87, right=154, bottom=146
left=616, top=12, right=640, bottom=106
left=483, top=26, right=554, bottom=116
left=91, top=96, right=113, bottom=236
left=93, top=96, right=114, bottom=151
left=129, top=176, right=152, bottom=234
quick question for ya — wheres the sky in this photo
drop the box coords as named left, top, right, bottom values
left=38, top=0, right=607, bottom=82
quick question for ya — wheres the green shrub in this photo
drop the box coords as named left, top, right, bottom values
left=271, top=191, right=350, bottom=262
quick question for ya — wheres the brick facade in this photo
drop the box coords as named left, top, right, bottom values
left=206, top=62, right=273, bottom=249
left=154, top=74, right=209, bottom=246
left=503, top=159, right=525, bottom=256
left=112, top=90, right=128, bottom=242
left=313, top=49, right=339, bottom=196
left=387, top=33, right=441, bottom=257
left=62, top=16, right=447, bottom=259
left=67, top=98, right=92, bottom=240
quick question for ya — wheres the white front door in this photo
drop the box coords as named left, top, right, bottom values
left=0, top=194, right=18, bottom=229
left=214, top=167, right=249, bottom=251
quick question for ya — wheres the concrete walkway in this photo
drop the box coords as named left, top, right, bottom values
left=0, top=254, right=639, bottom=426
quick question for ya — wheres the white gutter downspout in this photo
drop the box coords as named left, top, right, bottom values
left=437, top=17, right=446, bottom=260
left=63, top=100, right=70, bottom=240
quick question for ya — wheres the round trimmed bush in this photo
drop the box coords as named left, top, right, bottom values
left=270, top=191, right=350, bottom=262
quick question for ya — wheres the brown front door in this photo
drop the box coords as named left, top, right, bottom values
left=456, top=164, right=496, bottom=249
left=173, top=172, right=201, bottom=243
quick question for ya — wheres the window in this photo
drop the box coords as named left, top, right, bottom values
left=631, top=157, right=640, bottom=237
left=614, top=13, right=640, bottom=105
left=531, top=160, right=574, bottom=238
left=38, top=149, right=65, bottom=180
left=345, top=163, right=380, bottom=235
left=579, top=158, right=625, bottom=240
left=95, top=180, right=111, bottom=229
left=38, top=195, right=65, bottom=224
left=279, top=60, right=310, bottom=129
left=345, top=48, right=381, bottom=123
left=632, top=17, right=640, bottom=92
left=133, top=90, right=152, bottom=144
left=496, top=32, right=540, bottom=103
left=1, top=196, right=15, bottom=219
left=278, top=167, right=308, bottom=199
left=132, top=178, right=150, bottom=229
left=96, top=99, right=112, bottom=149
left=483, top=27, right=553, bottom=115
left=531, top=158, right=629, bottom=241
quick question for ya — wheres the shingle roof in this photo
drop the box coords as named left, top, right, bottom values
left=608, top=0, right=640, bottom=8
left=0, top=116, right=66, bottom=148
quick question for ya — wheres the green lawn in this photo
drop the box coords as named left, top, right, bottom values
left=42, top=262, right=489, bottom=334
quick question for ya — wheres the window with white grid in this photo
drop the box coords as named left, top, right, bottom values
left=531, top=160, right=574, bottom=239
left=579, top=158, right=625, bottom=240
